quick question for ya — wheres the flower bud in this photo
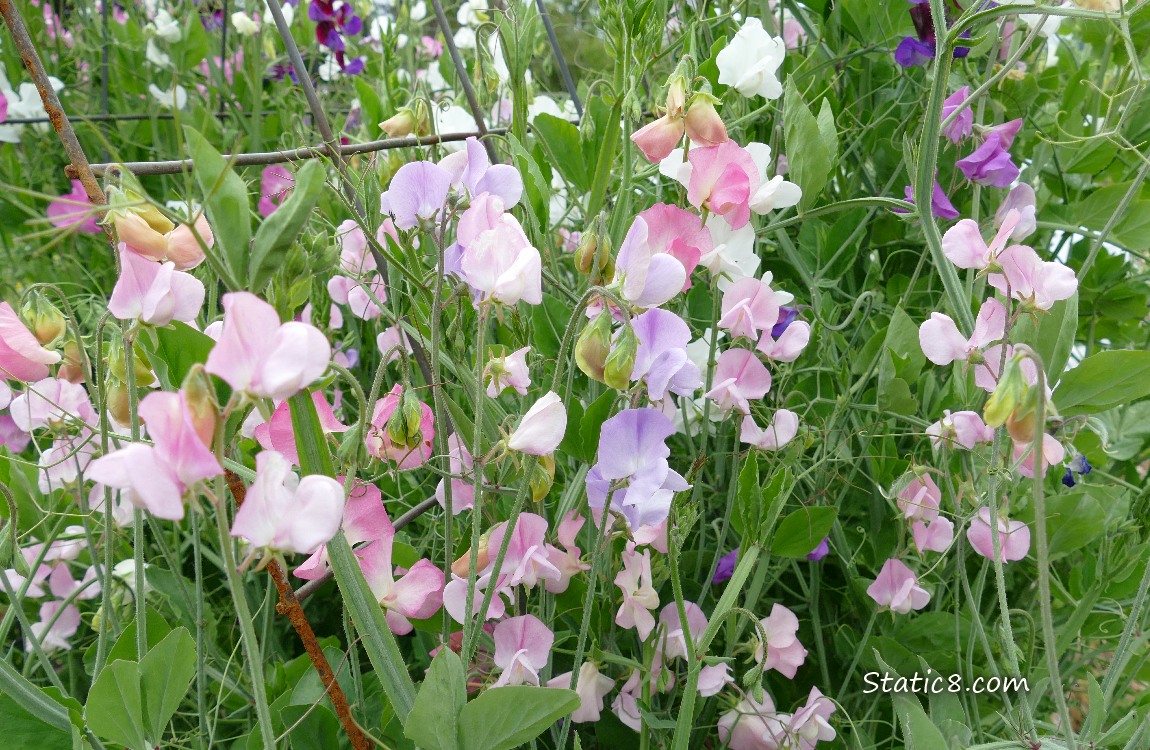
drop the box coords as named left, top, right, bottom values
left=57, top=337, right=85, bottom=383
left=21, top=292, right=68, bottom=346
left=103, top=177, right=175, bottom=236
left=684, top=92, right=728, bottom=147
left=1006, top=384, right=1043, bottom=444
left=603, top=324, right=638, bottom=390
left=530, top=454, right=556, bottom=502
left=575, top=312, right=613, bottom=383
left=665, top=72, right=688, bottom=119
left=107, top=343, right=155, bottom=387
left=106, top=380, right=133, bottom=426
left=983, top=354, right=1028, bottom=429
left=380, top=104, right=425, bottom=139
left=574, top=231, right=598, bottom=275
left=452, top=531, right=492, bottom=578
left=387, top=387, right=425, bottom=450
left=181, top=364, right=219, bottom=449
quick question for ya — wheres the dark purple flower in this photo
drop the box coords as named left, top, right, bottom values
left=956, top=119, right=1023, bottom=188
left=712, top=548, right=739, bottom=584
left=1061, top=454, right=1092, bottom=488
left=897, top=181, right=961, bottom=220
left=806, top=537, right=830, bottom=561
left=770, top=307, right=799, bottom=339
left=895, top=1, right=971, bottom=68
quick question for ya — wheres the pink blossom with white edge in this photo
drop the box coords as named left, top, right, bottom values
left=108, top=246, right=205, bottom=326
left=741, top=409, right=800, bottom=450
left=704, top=348, right=772, bottom=415
left=485, top=346, right=531, bottom=397
left=756, top=320, right=811, bottom=362
left=356, top=506, right=445, bottom=634
left=926, top=410, right=994, bottom=450
left=967, top=507, right=1031, bottom=562
left=506, top=391, right=566, bottom=456
left=918, top=297, right=1006, bottom=367
left=614, top=542, right=659, bottom=639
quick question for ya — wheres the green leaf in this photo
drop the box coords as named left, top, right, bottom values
left=578, top=390, right=616, bottom=463
left=758, top=467, right=795, bottom=546
left=697, top=36, right=729, bottom=96
left=404, top=649, right=466, bottom=750
left=893, top=693, right=951, bottom=750
left=735, top=452, right=761, bottom=541
left=531, top=293, right=573, bottom=359
left=0, top=659, right=75, bottom=742
left=0, top=693, right=73, bottom=749
left=288, top=390, right=336, bottom=477
left=249, top=160, right=326, bottom=291
left=505, top=133, right=551, bottom=233
left=183, top=126, right=252, bottom=286
left=145, top=321, right=217, bottom=391
left=585, top=99, right=622, bottom=222
left=1035, top=295, right=1078, bottom=379
left=458, top=687, right=580, bottom=750
left=784, top=79, right=836, bottom=212
left=86, top=660, right=149, bottom=750
left=279, top=705, right=342, bottom=750
left=532, top=113, right=590, bottom=193
left=1054, top=349, right=1150, bottom=415
left=138, top=628, right=197, bottom=741
left=771, top=506, right=837, bottom=558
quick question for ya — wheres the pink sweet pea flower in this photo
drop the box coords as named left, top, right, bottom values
left=484, top=512, right=564, bottom=590
left=988, top=244, right=1077, bottom=311
left=718, top=693, right=788, bottom=750
left=918, top=297, right=1006, bottom=367
left=995, top=184, right=1037, bottom=240
left=659, top=601, right=708, bottom=661
left=941, top=209, right=1021, bottom=270
left=3, top=563, right=52, bottom=598
left=546, top=663, right=615, bottom=722
left=87, top=390, right=223, bottom=520
left=254, top=391, right=347, bottom=466
left=704, top=348, right=771, bottom=415
left=631, top=114, right=686, bottom=163
left=687, top=140, right=760, bottom=229
left=336, top=219, right=376, bottom=275
left=257, top=165, right=294, bottom=217
left=506, top=391, right=566, bottom=456
left=1013, top=433, right=1065, bottom=478
left=438, top=136, right=524, bottom=206
left=204, top=292, right=332, bottom=401
left=612, top=670, right=644, bottom=731
left=10, top=377, right=96, bottom=432
left=967, top=506, right=1031, bottom=562
left=974, top=343, right=1040, bottom=394
left=637, top=203, right=710, bottom=289
left=116, top=212, right=213, bottom=271
left=867, top=558, right=931, bottom=614
left=897, top=473, right=942, bottom=522
left=614, top=542, right=659, bottom=639
left=109, top=246, right=205, bottom=326
left=27, top=600, right=81, bottom=653
left=612, top=217, right=688, bottom=309
left=231, top=451, right=345, bottom=555
left=366, top=384, right=435, bottom=469
left=940, top=87, right=973, bottom=144
left=457, top=194, right=542, bottom=306
left=0, top=302, right=62, bottom=382
left=718, top=273, right=793, bottom=340
left=926, top=410, right=994, bottom=450
left=685, top=96, right=729, bottom=147
left=357, top=508, right=445, bottom=634
left=492, top=614, right=553, bottom=687
left=788, top=687, right=838, bottom=747
left=740, top=409, right=799, bottom=450
left=912, top=517, right=955, bottom=553
left=756, top=320, right=811, bottom=362
left=381, top=161, right=453, bottom=230
left=752, top=603, right=808, bottom=678
left=484, top=346, right=531, bottom=397
left=434, top=432, right=475, bottom=514
left=294, top=479, right=389, bottom=580
left=376, top=326, right=413, bottom=363
left=47, top=180, right=101, bottom=233
left=544, top=511, right=589, bottom=594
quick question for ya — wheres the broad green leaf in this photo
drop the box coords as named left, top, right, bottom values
left=1054, top=349, right=1150, bottom=415
left=893, top=693, right=950, bottom=750
left=404, top=649, right=466, bottom=750
left=532, top=113, right=590, bottom=193
left=771, top=507, right=837, bottom=558
left=697, top=36, right=729, bottom=96
left=505, top=133, right=550, bottom=234
left=86, top=660, right=149, bottom=750
left=758, top=467, right=795, bottom=546
left=458, top=687, right=580, bottom=750
left=279, top=704, right=342, bottom=750
left=145, top=321, right=216, bottom=391
left=84, top=609, right=171, bottom=677
left=579, top=390, right=616, bottom=463
left=138, top=628, right=196, bottom=741
left=1035, top=295, right=1078, bottom=379
left=531, top=293, right=573, bottom=359
left=585, top=99, right=622, bottom=222
left=735, top=452, right=760, bottom=540
left=183, top=126, right=252, bottom=286
left=784, top=79, right=835, bottom=212
left=558, top=397, right=585, bottom=459
left=0, top=693, right=72, bottom=749
left=249, top=160, right=326, bottom=291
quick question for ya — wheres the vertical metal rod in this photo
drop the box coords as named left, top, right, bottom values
left=0, top=0, right=106, bottom=207
left=534, top=0, right=582, bottom=116
left=428, top=0, right=499, bottom=162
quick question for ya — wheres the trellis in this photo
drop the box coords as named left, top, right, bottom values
left=0, top=1, right=584, bottom=747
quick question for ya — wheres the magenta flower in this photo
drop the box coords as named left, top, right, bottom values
left=918, top=297, right=1006, bottom=366
left=457, top=194, right=542, bottom=307
left=506, top=391, right=566, bottom=455
left=740, top=409, right=799, bottom=450
left=899, top=180, right=961, bottom=220
left=438, top=137, right=523, bottom=207
left=912, top=517, right=955, bottom=554
left=967, top=507, right=1031, bottom=562
left=752, top=603, right=808, bottom=678
left=957, top=119, right=1023, bottom=188
left=926, top=410, right=994, bottom=450
left=545, top=663, right=615, bottom=722
left=492, top=614, right=553, bottom=687
left=434, top=432, right=475, bottom=515
left=704, top=348, right=772, bottom=414
left=637, top=203, right=710, bottom=288
left=687, top=140, right=760, bottom=229
left=629, top=308, right=703, bottom=401
left=0, top=302, right=62, bottom=382
left=867, top=558, right=931, bottom=614
left=254, top=391, right=348, bottom=466
left=47, top=180, right=101, bottom=233
left=357, top=505, right=445, bottom=634
left=484, top=346, right=531, bottom=398
left=381, top=161, right=453, bottom=230
left=230, top=451, right=345, bottom=555
left=205, top=292, right=331, bottom=401
left=366, top=384, right=435, bottom=469
left=988, top=244, right=1077, bottom=311
left=614, top=542, right=659, bottom=639
left=257, top=165, right=294, bottom=217
left=941, top=87, right=973, bottom=144
left=896, top=473, right=942, bottom=522
left=87, top=390, right=223, bottom=520
left=613, top=217, right=688, bottom=309
left=719, top=273, right=793, bottom=341
left=108, top=246, right=205, bottom=326
left=806, top=537, right=830, bottom=561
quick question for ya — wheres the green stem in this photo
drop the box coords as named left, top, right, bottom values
left=462, top=308, right=491, bottom=658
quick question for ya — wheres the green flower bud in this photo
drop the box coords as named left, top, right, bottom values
left=181, top=364, right=218, bottom=448
left=107, top=343, right=155, bottom=387
left=21, top=292, right=67, bottom=346
left=575, top=312, right=614, bottom=383
left=530, top=454, right=556, bottom=502
left=387, top=388, right=425, bottom=450
left=603, top=323, right=638, bottom=390
left=983, top=354, right=1029, bottom=429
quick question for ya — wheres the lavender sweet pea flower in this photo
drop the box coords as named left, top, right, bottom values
left=712, top=548, right=739, bottom=584
left=438, top=137, right=523, bottom=207
left=898, top=181, right=961, bottom=220
left=894, top=37, right=935, bottom=68
left=957, top=119, right=1024, bottom=188
left=941, top=87, right=973, bottom=143
left=895, top=1, right=971, bottom=68
left=771, top=306, right=798, bottom=338
left=806, top=537, right=830, bottom=561
left=381, top=161, right=453, bottom=230
left=629, top=309, right=703, bottom=401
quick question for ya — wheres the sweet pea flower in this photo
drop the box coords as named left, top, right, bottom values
left=918, top=297, right=1007, bottom=366
left=456, top=194, right=542, bottom=307
left=807, top=537, right=831, bottom=561
left=973, top=343, right=1040, bottom=394
left=789, top=687, right=838, bottom=747
left=695, top=213, right=760, bottom=289
left=687, top=140, right=760, bottom=229
left=544, top=511, right=589, bottom=594
left=867, top=558, right=931, bottom=614
left=546, top=663, right=615, bottom=722
left=366, top=384, right=435, bottom=469
left=988, top=244, right=1077, bottom=311
left=10, top=377, right=97, bottom=432
left=37, top=436, right=97, bottom=493
left=967, top=507, right=1031, bottom=562
left=357, top=507, right=445, bottom=634
left=1062, top=453, right=1092, bottom=488
left=205, top=292, right=331, bottom=401
left=995, top=184, right=1037, bottom=240
left=434, top=433, right=475, bottom=514
left=438, top=136, right=523, bottom=206
left=912, top=517, right=955, bottom=554
left=612, top=217, right=688, bottom=309
left=87, top=390, right=222, bottom=520
left=898, top=180, right=961, bottom=220
left=716, top=17, right=786, bottom=100
left=756, top=320, right=811, bottom=362
left=629, top=309, right=703, bottom=401
left=741, top=409, right=800, bottom=450
left=942, top=209, right=1021, bottom=270
left=956, top=119, right=1024, bottom=187
left=897, top=473, right=942, bottom=522
left=47, top=180, right=101, bottom=233
left=0, top=302, right=62, bottom=382
left=718, top=693, right=789, bottom=750
left=631, top=114, right=686, bottom=163
left=719, top=273, right=794, bottom=340
left=381, top=161, right=453, bottom=230
left=684, top=95, right=728, bottom=146
left=485, top=512, right=564, bottom=590
left=294, top=479, right=389, bottom=580
left=253, top=391, right=348, bottom=466
left=27, top=601, right=81, bottom=653
left=230, top=451, right=345, bottom=555
left=506, top=391, right=565, bottom=455
left=637, top=203, right=710, bottom=288
left=490, top=614, right=553, bottom=687
left=108, top=246, right=205, bottom=326
left=614, top=542, right=659, bottom=639
left=114, top=212, right=212, bottom=270
left=659, top=601, right=707, bottom=660
left=752, top=603, right=808, bottom=678
left=941, top=87, right=973, bottom=143
left=257, top=165, right=294, bottom=217
left=484, top=346, right=531, bottom=397
left=1013, top=433, right=1065, bottom=478
left=704, top=348, right=772, bottom=415
left=926, top=410, right=994, bottom=450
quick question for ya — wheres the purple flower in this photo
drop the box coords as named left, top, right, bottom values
left=310, top=0, right=364, bottom=73
left=941, top=87, right=974, bottom=144
left=1062, top=454, right=1092, bottom=488
left=380, top=161, right=453, bottom=230
left=806, top=537, right=830, bottom=561
left=898, top=181, right=961, bottom=220
left=712, top=548, right=739, bottom=584
left=629, top=308, right=703, bottom=401
left=895, top=1, right=971, bottom=68
left=957, top=119, right=1023, bottom=188
left=438, top=137, right=524, bottom=207
left=895, top=37, right=935, bottom=68
left=770, top=307, right=799, bottom=339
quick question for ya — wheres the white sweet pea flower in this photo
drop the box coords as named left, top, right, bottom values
left=701, top=216, right=760, bottom=289
left=145, top=39, right=171, bottom=68
left=716, top=17, right=786, bottom=100
left=231, top=11, right=260, bottom=36
left=150, top=8, right=182, bottom=43
left=148, top=84, right=188, bottom=110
